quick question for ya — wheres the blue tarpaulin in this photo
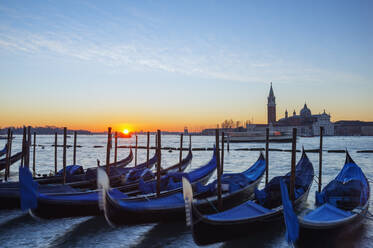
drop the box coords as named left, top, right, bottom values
left=19, top=166, right=39, bottom=211
left=316, top=161, right=369, bottom=210
left=138, top=151, right=216, bottom=194
left=280, top=178, right=299, bottom=244
left=57, top=165, right=84, bottom=177
left=255, top=152, right=314, bottom=209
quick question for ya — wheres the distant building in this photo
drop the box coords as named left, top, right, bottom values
left=264, top=82, right=333, bottom=136
left=202, top=83, right=337, bottom=136
left=334, top=121, right=373, bottom=136
left=267, top=82, right=276, bottom=125
left=277, top=104, right=334, bottom=136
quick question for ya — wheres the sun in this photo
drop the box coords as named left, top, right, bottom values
left=123, top=129, right=129, bottom=135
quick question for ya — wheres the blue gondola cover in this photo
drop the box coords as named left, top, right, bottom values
left=315, top=161, right=368, bottom=210
left=57, top=165, right=84, bottom=177
left=255, top=153, right=313, bottom=209
left=19, top=166, right=39, bottom=210
left=280, top=179, right=299, bottom=244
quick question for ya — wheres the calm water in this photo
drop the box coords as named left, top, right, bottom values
left=0, top=135, right=372, bottom=248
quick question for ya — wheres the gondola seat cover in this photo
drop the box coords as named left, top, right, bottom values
left=125, top=168, right=154, bottom=183
left=192, top=156, right=266, bottom=195
left=315, top=161, right=369, bottom=210
left=139, top=153, right=217, bottom=194
left=255, top=153, right=314, bottom=209
left=303, top=203, right=352, bottom=222
left=85, top=166, right=122, bottom=181
left=139, top=172, right=191, bottom=194
left=206, top=201, right=274, bottom=221
left=57, top=165, right=84, bottom=177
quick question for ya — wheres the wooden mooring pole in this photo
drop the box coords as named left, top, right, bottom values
left=106, top=127, right=112, bottom=176
left=114, top=131, right=118, bottom=164
left=146, top=132, right=150, bottom=167
left=63, top=127, right=67, bottom=184
left=21, top=127, right=26, bottom=166
left=179, top=134, right=183, bottom=171
left=290, top=128, right=297, bottom=201
left=7, top=130, right=13, bottom=179
left=5, top=128, right=11, bottom=181
left=135, top=135, right=138, bottom=166
left=33, top=132, right=36, bottom=176
left=318, top=126, right=324, bottom=193
left=227, top=135, right=230, bottom=152
left=215, top=129, right=222, bottom=210
left=8, top=131, right=12, bottom=178
left=156, top=130, right=161, bottom=197
left=27, top=126, right=31, bottom=167
left=54, top=132, right=58, bottom=174
left=265, top=128, right=269, bottom=185
left=73, top=131, right=77, bottom=165
left=221, top=132, right=224, bottom=175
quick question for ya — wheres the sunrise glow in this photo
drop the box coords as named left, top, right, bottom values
left=123, top=129, right=129, bottom=135
left=0, top=1, right=372, bottom=132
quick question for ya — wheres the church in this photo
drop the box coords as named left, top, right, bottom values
left=266, top=83, right=334, bottom=136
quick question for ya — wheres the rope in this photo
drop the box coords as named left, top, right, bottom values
left=193, top=213, right=205, bottom=225
left=352, top=208, right=373, bottom=221
left=313, top=175, right=320, bottom=185
left=206, top=198, right=219, bottom=213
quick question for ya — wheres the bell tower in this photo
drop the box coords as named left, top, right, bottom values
left=267, top=82, right=276, bottom=124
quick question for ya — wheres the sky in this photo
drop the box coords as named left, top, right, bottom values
left=0, top=0, right=372, bottom=132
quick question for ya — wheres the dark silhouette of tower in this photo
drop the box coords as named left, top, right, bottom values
left=267, top=82, right=276, bottom=124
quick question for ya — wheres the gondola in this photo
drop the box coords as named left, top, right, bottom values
left=0, top=148, right=134, bottom=188
left=103, top=152, right=265, bottom=225
left=187, top=150, right=314, bottom=245
left=25, top=150, right=193, bottom=218
left=0, top=151, right=23, bottom=171
left=113, top=148, right=193, bottom=195
left=33, top=148, right=134, bottom=185
left=298, top=151, right=370, bottom=237
left=0, top=150, right=153, bottom=210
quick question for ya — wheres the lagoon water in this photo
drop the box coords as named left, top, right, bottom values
left=0, top=135, right=372, bottom=248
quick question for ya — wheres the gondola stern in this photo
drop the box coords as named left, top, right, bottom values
left=345, top=150, right=355, bottom=165
left=258, top=151, right=265, bottom=162
left=301, top=146, right=308, bottom=159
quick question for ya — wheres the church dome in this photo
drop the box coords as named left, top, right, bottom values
left=300, top=103, right=312, bottom=117
left=321, top=109, right=329, bottom=116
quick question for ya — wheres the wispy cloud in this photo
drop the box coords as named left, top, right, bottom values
left=0, top=2, right=369, bottom=86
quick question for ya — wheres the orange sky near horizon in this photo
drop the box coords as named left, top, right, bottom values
left=1, top=105, right=372, bottom=133
left=1, top=75, right=372, bottom=133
